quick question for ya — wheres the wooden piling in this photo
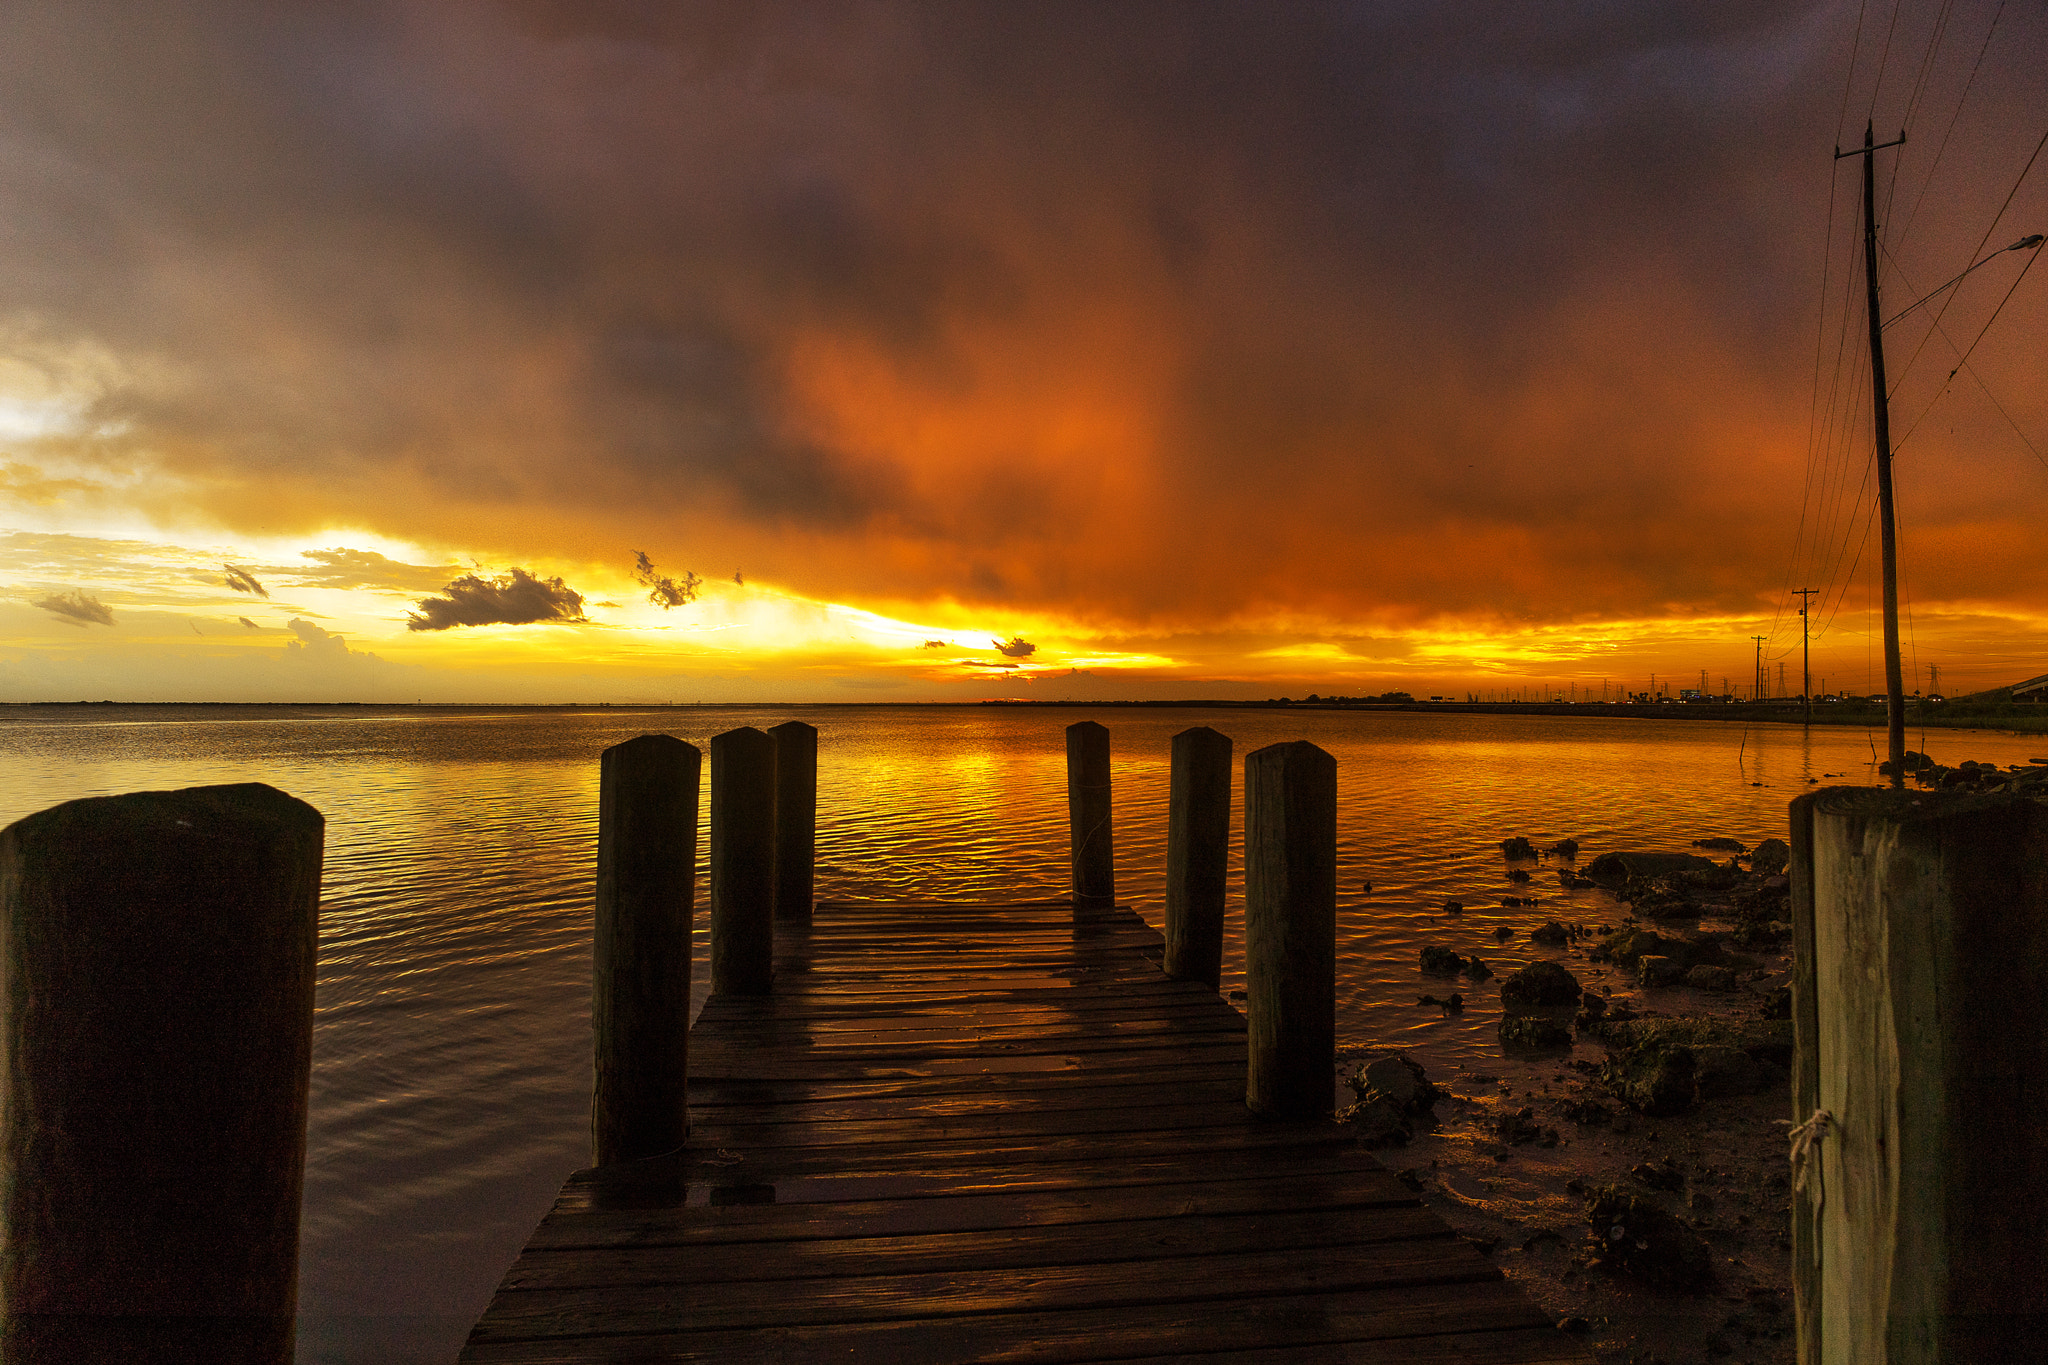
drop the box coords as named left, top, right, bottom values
left=0, top=783, right=322, bottom=1365
left=1165, top=725, right=1232, bottom=988
left=1066, top=721, right=1114, bottom=911
left=1790, top=787, right=2048, bottom=1363
left=592, top=734, right=700, bottom=1167
left=710, top=726, right=775, bottom=995
left=1243, top=740, right=1336, bottom=1119
left=769, top=720, right=817, bottom=924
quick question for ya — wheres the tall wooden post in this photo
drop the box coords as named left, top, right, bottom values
left=1165, top=725, right=1232, bottom=988
left=1243, top=741, right=1336, bottom=1118
left=592, top=734, right=699, bottom=1166
left=1066, top=721, right=1114, bottom=911
left=710, top=726, right=775, bottom=995
left=1789, top=787, right=2048, bottom=1362
left=770, top=720, right=817, bottom=924
left=0, top=783, right=322, bottom=1365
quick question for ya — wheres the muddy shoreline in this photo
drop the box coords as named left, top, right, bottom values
left=1337, top=841, right=1802, bottom=1365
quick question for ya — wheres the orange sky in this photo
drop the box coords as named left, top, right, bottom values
left=0, top=1, right=2043, bottom=702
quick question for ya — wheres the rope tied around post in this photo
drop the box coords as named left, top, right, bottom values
left=1780, top=1108, right=1835, bottom=1207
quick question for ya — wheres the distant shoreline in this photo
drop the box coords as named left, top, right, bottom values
left=4, top=696, right=2044, bottom=734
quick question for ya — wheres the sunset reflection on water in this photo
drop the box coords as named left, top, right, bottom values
left=4, top=703, right=2041, bottom=1364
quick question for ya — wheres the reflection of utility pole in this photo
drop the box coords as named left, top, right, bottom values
left=1794, top=587, right=1819, bottom=725
left=1752, top=636, right=1766, bottom=700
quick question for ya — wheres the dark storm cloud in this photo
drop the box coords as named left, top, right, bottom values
left=994, top=636, right=1035, bottom=658
left=33, top=590, right=113, bottom=626
left=0, top=1, right=2038, bottom=631
left=407, top=567, right=587, bottom=631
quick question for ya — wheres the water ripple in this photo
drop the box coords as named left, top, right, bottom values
left=2, top=703, right=2035, bottom=1363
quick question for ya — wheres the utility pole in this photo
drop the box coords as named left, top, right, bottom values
left=1839, top=121, right=1907, bottom=785
left=1778, top=661, right=1787, bottom=697
left=1793, top=587, right=1819, bottom=725
left=1753, top=636, right=1767, bottom=701
left=1929, top=663, right=1940, bottom=696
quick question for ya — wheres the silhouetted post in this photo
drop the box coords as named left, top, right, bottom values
left=1066, top=721, right=1114, bottom=910
left=711, top=726, right=775, bottom=994
left=592, top=734, right=699, bottom=1166
left=1790, top=787, right=2048, bottom=1362
left=0, top=783, right=321, bottom=1365
left=1243, top=741, right=1336, bottom=1118
left=1165, top=725, right=1232, bottom=988
left=770, top=720, right=817, bottom=924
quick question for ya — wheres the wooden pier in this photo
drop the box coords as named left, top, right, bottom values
left=461, top=897, right=1589, bottom=1363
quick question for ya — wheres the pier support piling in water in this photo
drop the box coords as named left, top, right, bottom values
left=1243, top=740, right=1336, bottom=1119
left=1066, top=721, right=1114, bottom=911
left=1165, top=725, right=1232, bottom=989
left=1790, top=787, right=2048, bottom=1363
left=0, top=783, right=322, bottom=1365
left=592, top=734, right=700, bottom=1166
left=711, top=726, right=776, bottom=995
left=770, top=720, right=817, bottom=924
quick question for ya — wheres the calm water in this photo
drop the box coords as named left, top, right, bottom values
left=3, top=703, right=2038, bottom=1363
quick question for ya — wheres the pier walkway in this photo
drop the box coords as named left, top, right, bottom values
left=462, top=899, right=1589, bottom=1363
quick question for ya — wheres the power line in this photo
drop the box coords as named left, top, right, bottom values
left=1895, top=0, right=2007, bottom=248
left=1960, top=361, right=2048, bottom=471
left=1941, top=238, right=2041, bottom=382
left=1889, top=121, right=2048, bottom=398
left=1876, top=233, right=2045, bottom=463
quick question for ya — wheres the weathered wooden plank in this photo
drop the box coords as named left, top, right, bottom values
left=689, top=1075, right=1251, bottom=1122
left=696, top=994, right=1241, bottom=1025
left=705, top=985, right=1216, bottom=1016
left=468, top=1236, right=1504, bottom=1339
left=770, top=929, right=1162, bottom=951
left=686, top=1099, right=1273, bottom=1148
left=502, top=1206, right=1456, bottom=1289
left=581, top=1124, right=1347, bottom=1189
left=738, top=969, right=1174, bottom=993
left=525, top=1168, right=1420, bottom=1250
left=462, top=1280, right=1554, bottom=1363
left=1111, top=1328, right=1600, bottom=1365
left=688, top=1039, right=1253, bottom=1081
left=692, top=1017, right=1246, bottom=1052
left=689, top=1014, right=1247, bottom=1050
left=543, top=1144, right=1387, bottom=1215
left=683, top=1059, right=1251, bottom=1107
left=467, top=895, right=1587, bottom=1365
left=704, top=973, right=1217, bottom=1002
